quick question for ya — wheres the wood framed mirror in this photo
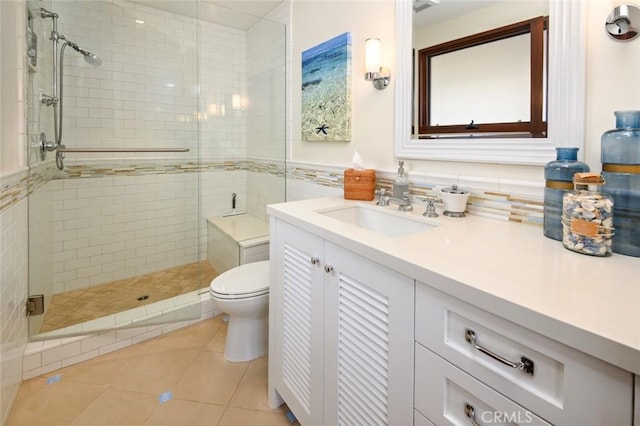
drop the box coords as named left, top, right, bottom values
left=394, top=0, right=587, bottom=165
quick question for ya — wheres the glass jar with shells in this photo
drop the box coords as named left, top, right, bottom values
left=561, top=173, right=615, bottom=257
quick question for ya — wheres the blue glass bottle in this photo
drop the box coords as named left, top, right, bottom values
left=601, top=110, right=640, bottom=257
left=543, top=147, right=590, bottom=240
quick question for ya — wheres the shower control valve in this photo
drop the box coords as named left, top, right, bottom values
left=40, top=93, right=58, bottom=107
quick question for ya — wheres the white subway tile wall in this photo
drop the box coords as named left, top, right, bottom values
left=207, top=223, right=241, bottom=274
left=199, top=168, right=248, bottom=260
left=26, top=166, right=54, bottom=335
left=49, top=172, right=199, bottom=293
left=241, top=242, right=270, bottom=265
left=54, top=1, right=200, bottom=158
left=0, top=193, right=29, bottom=421
left=247, top=169, right=287, bottom=223
left=199, top=20, right=247, bottom=159
left=26, top=0, right=55, bottom=165
left=247, top=18, right=286, bottom=161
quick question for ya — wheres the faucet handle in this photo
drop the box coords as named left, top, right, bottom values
left=375, top=188, right=389, bottom=206
left=418, top=196, right=440, bottom=218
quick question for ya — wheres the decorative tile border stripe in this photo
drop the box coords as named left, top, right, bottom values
left=2, top=158, right=286, bottom=214
left=2, top=162, right=57, bottom=214
left=288, top=166, right=343, bottom=188
left=0, top=168, right=29, bottom=215
left=52, top=158, right=286, bottom=179
left=5, top=158, right=545, bottom=226
left=26, top=162, right=52, bottom=195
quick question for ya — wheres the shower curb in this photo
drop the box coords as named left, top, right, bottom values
left=22, top=294, right=220, bottom=380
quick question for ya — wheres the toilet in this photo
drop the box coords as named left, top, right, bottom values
left=209, top=260, right=270, bottom=362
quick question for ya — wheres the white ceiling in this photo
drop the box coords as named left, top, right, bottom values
left=130, top=0, right=283, bottom=30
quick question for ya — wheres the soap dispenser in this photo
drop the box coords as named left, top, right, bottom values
left=392, top=161, right=409, bottom=198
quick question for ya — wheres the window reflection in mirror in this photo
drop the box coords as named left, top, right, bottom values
left=412, top=1, right=549, bottom=139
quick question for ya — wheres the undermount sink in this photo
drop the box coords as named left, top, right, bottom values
left=316, top=203, right=439, bottom=238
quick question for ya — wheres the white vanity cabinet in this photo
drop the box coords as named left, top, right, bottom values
left=414, top=283, right=634, bottom=426
left=269, top=219, right=415, bottom=425
left=268, top=198, right=639, bottom=426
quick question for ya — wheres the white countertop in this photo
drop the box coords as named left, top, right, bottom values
left=267, top=197, right=640, bottom=375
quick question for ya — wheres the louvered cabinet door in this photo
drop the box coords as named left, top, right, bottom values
left=270, top=220, right=325, bottom=426
left=323, top=242, right=415, bottom=426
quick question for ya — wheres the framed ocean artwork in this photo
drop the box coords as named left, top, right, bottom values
left=301, top=32, right=352, bottom=142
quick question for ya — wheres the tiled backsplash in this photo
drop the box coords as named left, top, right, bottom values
left=285, top=161, right=544, bottom=226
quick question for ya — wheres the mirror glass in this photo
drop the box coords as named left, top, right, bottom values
left=419, top=19, right=548, bottom=139
left=395, top=0, right=587, bottom=165
left=429, top=34, right=531, bottom=125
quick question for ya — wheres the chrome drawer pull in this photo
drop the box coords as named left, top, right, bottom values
left=464, top=403, right=482, bottom=426
left=465, top=328, right=535, bottom=376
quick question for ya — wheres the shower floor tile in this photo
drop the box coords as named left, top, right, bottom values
left=40, top=261, right=218, bottom=333
left=7, top=316, right=296, bottom=426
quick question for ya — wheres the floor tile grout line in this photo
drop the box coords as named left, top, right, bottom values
left=8, top=315, right=293, bottom=425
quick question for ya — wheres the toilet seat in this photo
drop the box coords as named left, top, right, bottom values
left=210, top=260, right=269, bottom=300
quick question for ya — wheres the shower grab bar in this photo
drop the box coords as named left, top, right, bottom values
left=59, top=147, right=190, bottom=153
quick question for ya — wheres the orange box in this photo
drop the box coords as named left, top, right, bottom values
left=343, top=168, right=376, bottom=201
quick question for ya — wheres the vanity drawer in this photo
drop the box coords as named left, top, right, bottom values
left=415, top=344, right=551, bottom=426
left=415, top=283, right=633, bottom=426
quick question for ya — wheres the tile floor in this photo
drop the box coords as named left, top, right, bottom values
left=8, top=315, right=295, bottom=426
left=41, top=262, right=219, bottom=333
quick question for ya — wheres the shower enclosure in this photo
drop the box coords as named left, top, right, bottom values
left=26, top=0, right=286, bottom=339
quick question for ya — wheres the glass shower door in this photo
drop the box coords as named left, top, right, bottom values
left=26, top=0, right=287, bottom=340
left=26, top=0, right=204, bottom=338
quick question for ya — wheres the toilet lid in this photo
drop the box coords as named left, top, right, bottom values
left=210, top=260, right=270, bottom=296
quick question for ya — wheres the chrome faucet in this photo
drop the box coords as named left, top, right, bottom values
left=388, top=192, right=413, bottom=211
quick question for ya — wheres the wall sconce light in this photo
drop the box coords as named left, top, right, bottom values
left=364, top=38, right=391, bottom=90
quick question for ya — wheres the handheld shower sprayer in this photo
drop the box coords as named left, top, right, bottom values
left=67, top=41, right=102, bottom=67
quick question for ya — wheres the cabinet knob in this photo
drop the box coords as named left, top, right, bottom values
left=324, top=264, right=334, bottom=273
left=310, top=256, right=320, bottom=265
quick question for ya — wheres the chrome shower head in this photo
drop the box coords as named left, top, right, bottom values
left=67, top=41, right=102, bottom=67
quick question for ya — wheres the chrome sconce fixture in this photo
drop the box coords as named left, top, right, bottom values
left=605, top=4, right=640, bottom=41
left=364, top=38, right=391, bottom=90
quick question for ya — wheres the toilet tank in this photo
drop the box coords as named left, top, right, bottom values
left=207, top=213, right=270, bottom=274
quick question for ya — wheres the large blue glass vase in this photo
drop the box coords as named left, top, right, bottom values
left=543, top=147, right=590, bottom=240
left=601, top=110, right=640, bottom=257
